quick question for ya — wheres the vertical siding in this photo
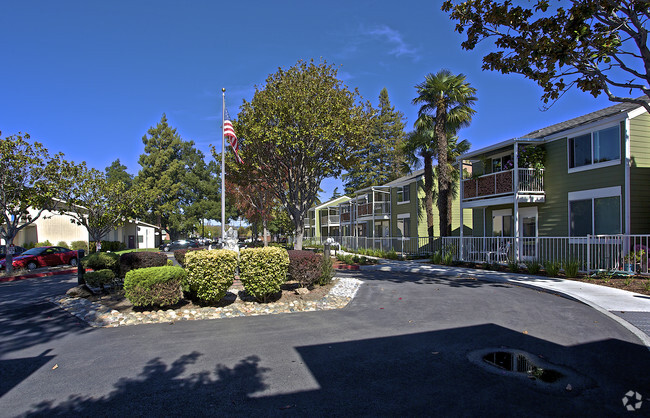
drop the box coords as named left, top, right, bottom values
left=630, top=112, right=650, bottom=233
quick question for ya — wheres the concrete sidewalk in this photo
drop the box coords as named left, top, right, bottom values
left=361, top=259, right=650, bottom=347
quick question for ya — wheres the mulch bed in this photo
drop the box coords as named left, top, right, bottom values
left=452, top=261, right=650, bottom=296
left=84, top=280, right=335, bottom=314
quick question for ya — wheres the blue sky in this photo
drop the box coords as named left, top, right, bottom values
left=1, top=0, right=615, bottom=203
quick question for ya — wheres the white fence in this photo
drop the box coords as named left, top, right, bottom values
left=304, top=234, right=650, bottom=274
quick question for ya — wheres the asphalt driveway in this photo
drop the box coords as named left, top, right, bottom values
left=1, top=270, right=649, bottom=416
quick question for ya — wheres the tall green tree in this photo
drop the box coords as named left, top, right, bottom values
left=343, top=87, right=406, bottom=194
left=403, top=128, right=471, bottom=236
left=105, top=158, right=133, bottom=189
left=412, top=70, right=476, bottom=236
left=61, top=164, right=145, bottom=254
left=442, top=0, right=650, bottom=112
left=235, top=59, right=370, bottom=250
left=136, top=114, right=213, bottom=240
left=0, top=132, right=74, bottom=272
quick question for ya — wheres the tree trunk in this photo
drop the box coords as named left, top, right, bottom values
left=435, top=104, right=450, bottom=237
left=263, top=218, right=269, bottom=247
left=294, top=222, right=304, bottom=251
left=4, top=236, right=15, bottom=274
left=423, top=151, right=435, bottom=238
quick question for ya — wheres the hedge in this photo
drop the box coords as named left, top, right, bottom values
left=120, top=251, right=168, bottom=276
left=239, top=247, right=289, bottom=302
left=287, top=250, right=322, bottom=288
left=184, top=249, right=238, bottom=303
left=81, top=252, right=120, bottom=275
left=124, top=266, right=185, bottom=307
left=90, top=240, right=127, bottom=253
left=174, top=248, right=204, bottom=267
left=83, top=269, right=115, bottom=288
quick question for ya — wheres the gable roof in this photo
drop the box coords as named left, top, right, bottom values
left=384, top=169, right=424, bottom=186
left=526, top=99, right=648, bottom=139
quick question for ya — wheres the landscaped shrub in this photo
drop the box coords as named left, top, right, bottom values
left=124, top=266, right=185, bottom=307
left=288, top=250, right=322, bottom=287
left=81, top=252, right=120, bottom=275
left=319, top=255, right=334, bottom=285
left=563, top=259, right=581, bottom=278
left=239, top=247, right=290, bottom=302
left=386, top=249, right=399, bottom=260
left=431, top=251, right=443, bottom=264
left=183, top=249, right=238, bottom=303
left=120, top=251, right=168, bottom=276
left=525, top=260, right=541, bottom=275
left=83, top=269, right=115, bottom=288
left=90, top=240, right=127, bottom=253
left=544, top=260, right=561, bottom=277
left=442, top=251, right=454, bottom=266
left=507, top=260, right=519, bottom=273
left=71, top=240, right=89, bottom=252
left=167, top=259, right=174, bottom=266
left=36, top=240, right=52, bottom=247
left=56, top=241, right=70, bottom=249
left=174, top=248, right=204, bottom=267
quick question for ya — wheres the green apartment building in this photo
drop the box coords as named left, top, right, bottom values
left=458, top=99, right=650, bottom=262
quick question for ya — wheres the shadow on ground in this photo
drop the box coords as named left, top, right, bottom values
left=20, top=324, right=650, bottom=417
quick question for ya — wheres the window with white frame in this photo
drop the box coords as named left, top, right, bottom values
left=568, top=125, right=620, bottom=169
left=396, top=185, right=410, bottom=203
left=397, top=217, right=411, bottom=237
left=568, top=187, right=621, bottom=236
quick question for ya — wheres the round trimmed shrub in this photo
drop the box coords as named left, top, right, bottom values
left=124, top=266, right=185, bottom=308
left=120, top=251, right=168, bottom=276
left=287, top=250, right=322, bottom=287
left=81, top=252, right=120, bottom=275
left=174, top=248, right=204, bottom=267
left=83, top=269, right=115, bottom=288
left=184, top=249, right=238, bottom=303
left=239, top=247, right=290, bottom=302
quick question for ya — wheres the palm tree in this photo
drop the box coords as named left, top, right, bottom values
left=412, top=70, right=476, bottom=236
left=402, top=125, right=471, bottom=237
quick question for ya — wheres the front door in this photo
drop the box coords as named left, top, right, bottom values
left=128, top=235, right=135, bottom=249
left=518, top=207, right=538, bottom=260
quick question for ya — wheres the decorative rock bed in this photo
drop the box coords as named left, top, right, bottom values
left=49, top=277, right=363, bottom=328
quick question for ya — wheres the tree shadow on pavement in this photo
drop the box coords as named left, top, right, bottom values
left=23, top=352, right=269, bottom=417
left=341, top=269, right=514, bottom=289
left=19, top=325, right=650, bottom=417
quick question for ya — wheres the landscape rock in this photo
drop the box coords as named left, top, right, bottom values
left=66, top=285, right=94, bottom=298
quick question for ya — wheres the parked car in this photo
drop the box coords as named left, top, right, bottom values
left=158, top=240, right=202, bottom=252
left=0, top=245, right=27, bottom=260
left=0, top=246, right=79, bottom=270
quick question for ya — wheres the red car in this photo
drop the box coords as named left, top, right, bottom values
left=0, top=246, right=79, bottom=270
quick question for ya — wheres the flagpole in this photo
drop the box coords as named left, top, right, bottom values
left=221, top=88, right=226, bottom=242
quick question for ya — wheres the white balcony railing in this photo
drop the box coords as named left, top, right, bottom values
left=357, top=202, right=391, bottom=217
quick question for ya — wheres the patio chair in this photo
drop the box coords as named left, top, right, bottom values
left=496, top=241, right=511, bottom=263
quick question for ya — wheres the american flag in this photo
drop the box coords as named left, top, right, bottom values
left=224, top=110, right=243, bottom=164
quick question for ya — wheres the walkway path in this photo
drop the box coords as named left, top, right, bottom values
left=361, top=259, right=650, bottom=346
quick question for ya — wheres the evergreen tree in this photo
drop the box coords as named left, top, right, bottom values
left=105, top=158, right=133, bottom=189
left=343, top=87, right=405, bottom=194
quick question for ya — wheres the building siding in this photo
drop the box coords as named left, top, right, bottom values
left=630, top=112, right=650, bottom=233
left=538, top=123, right=626, bottom=236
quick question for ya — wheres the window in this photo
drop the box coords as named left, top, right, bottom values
left=492, top=209, right=513, bottom=237
left=396, top=185, right=410, bottom=203
left=569, top=125, right=620, bottom=169
left=138, top=235, right=144, bottom=243
left=569, top=193, right=621, bottom=236
left=397, top=217, right=411, bottom=237
left=492, top=155, right=513, bottom=173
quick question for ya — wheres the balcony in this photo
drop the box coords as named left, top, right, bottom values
left=341, top=211, right=351, bottom=222
left=357, top=202, right=391, bottom=218
left=320, top=215, right=340, bottom=225
left=462, top=168, right=544, bottom=201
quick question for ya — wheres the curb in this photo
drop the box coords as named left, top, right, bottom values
left=362, top=263, right=650, bottom=350
left=0, top=268, right=78, bottom=283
